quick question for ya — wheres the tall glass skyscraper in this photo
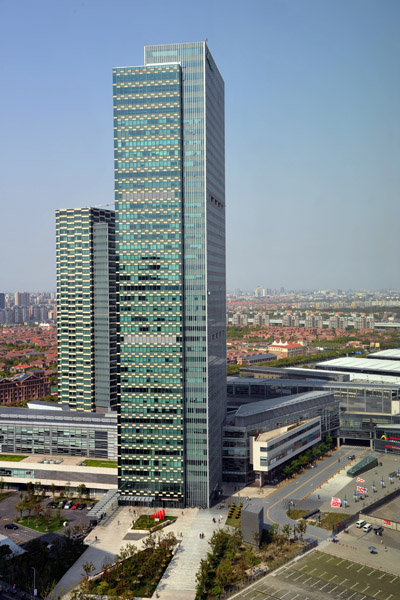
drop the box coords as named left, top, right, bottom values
left=115, top=42, right=226, bottom=507
left=56, top=208, right=118, bottom=412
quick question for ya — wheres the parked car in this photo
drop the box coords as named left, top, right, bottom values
left=58, top=500, right=66, bottom=508
left=363, top=523, right=372, bottom=533
left=77, top=503, right=86, bottom=511
left=64, top=501, right=73, bottom=509
left=71, top=503, right=79, bottom=510
left=46, top=501, right=54, bottom=508
left=356, top=519, right=366, bottom=528
left=87, top=502, right=95, bottom=510
left=4, top=523, right=18, bottom=530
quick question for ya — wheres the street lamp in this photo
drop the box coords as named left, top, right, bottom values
left=31, top=567, right=36, bottom=597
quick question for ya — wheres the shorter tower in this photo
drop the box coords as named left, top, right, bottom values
left=56, top=207, right=117, bottom=412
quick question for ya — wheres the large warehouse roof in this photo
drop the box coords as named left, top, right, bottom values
left=368, top=349, right=400, bottom=360
left=235, top=390, right=333, bottom=418
left=316, top=357, right=400, bottom=376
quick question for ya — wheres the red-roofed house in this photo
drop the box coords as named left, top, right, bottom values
left=267, top=340, right=306, bottom=359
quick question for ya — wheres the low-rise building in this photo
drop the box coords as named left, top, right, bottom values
left=0, top=370, right=50, bottom=405
left=222, top=390, right=339, bottom=483
left=267, top=340, right=306, bottom=359
left=252, top=417, right=321, bottom=485
left=0, top=402, right=117, bottom=458
left=0, top=455, right=117, bottom=495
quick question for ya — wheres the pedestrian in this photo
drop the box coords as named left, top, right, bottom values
left=381, top=539, right=383, bottom=545
left=118, top=520, right=120, bottom=525
left=182, top=511, right=184, bottom=516
left=95, top=535, right=98, bottom=542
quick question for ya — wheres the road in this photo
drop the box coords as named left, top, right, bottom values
left=260, top=446, right=365, bottom=539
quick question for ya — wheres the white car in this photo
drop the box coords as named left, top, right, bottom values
left=363, top=523, right=372, bottom=533
left=356, top=519, right=366, bottom=528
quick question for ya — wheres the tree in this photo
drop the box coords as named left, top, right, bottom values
left=15, top=500, right=26, bottom=519
left=81, top=561, right=95, bottom=579
left=281, top=524, right=292, bottom=540
left=76, top=484, right=87, bottom=499
left=50, top=483, right=56, bottom=499
left=296, top=519, right=307, bottom=541
left=44, top=507, right=52, bottom=530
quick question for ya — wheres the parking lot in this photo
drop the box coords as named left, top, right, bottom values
left=0, top=491, right=91, bottom=546
left=232, top=550, right=400, bottom=600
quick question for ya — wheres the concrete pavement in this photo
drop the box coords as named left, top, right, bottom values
left=50, top=505, right=230, bottom=600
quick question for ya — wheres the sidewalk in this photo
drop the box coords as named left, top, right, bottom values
left=50, top=505, right=227, bottom=600
left=156, top=508, right=226, bottom=600
left=50, top=505, right=140, bottom=598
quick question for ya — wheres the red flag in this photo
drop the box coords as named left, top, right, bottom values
left=330, top=497, right=341, bottom=507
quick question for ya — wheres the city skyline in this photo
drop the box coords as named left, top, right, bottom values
left=1, top=0, right=399, bottom=291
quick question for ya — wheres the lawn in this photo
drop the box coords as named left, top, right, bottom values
left=132, top=514, right=177, bottom=530
left=80, top=459, right=118, bottom=468
left=0, top=454, right=27, bottom=462
left=318, top=512, right=351, bottom=530
left=225, top=503, right=242, bottom=528
left=286, top=509, right=308, bottom=520
left=225, top=513, right=241, bottom=528
left=17, top=515, right=66, bottom=532
left=285, top=510, right=351, bottom=530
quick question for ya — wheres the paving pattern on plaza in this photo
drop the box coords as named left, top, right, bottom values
left=233, top=551, right=400, bottom=600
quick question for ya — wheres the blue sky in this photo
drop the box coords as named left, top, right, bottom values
left=1, top=0, right=399, bottom=291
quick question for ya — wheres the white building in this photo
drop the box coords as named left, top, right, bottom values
left=251, top=417, right=321, bottom=485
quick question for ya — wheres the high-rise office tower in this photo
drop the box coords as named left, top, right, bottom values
left=0, top=294, right=5, bottom=310
left=56, top=208, right=118, bottom=412
left=15, top=292, right=30, bottom=307
left=114, top=42, right=226, bottom=507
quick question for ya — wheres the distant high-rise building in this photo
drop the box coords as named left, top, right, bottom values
left=14, top=292, right=30, bottom=307
left=0, top=294, right=5, bottom=310
left=114, top=41, right=226, bottom=507
left=56, top=208, right=117, bottom=412
left=253, top=312, right=269, bottom=327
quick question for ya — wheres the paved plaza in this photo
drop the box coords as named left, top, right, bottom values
left=50, top=504, right=229, bottom=599
left=50, top=448, right=400, bottom=599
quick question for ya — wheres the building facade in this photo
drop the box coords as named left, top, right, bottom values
left=0, top=371, right=50, bottom=405
left=222, top=391, right=339, bottom=483
left=267, top=340, right=306, bottom=359
left=252, top=417, right=321, bottom=485
left=114, top=42, right=226, bottom=507
left=56, top=208, right=117, bottom=412
left=0, top=403, right=117, bottom=459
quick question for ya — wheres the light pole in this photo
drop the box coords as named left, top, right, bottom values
left=31, top=566, right=36, bottom=597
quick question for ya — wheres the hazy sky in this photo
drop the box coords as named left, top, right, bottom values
left=1, top=0, right=399, bottom=292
